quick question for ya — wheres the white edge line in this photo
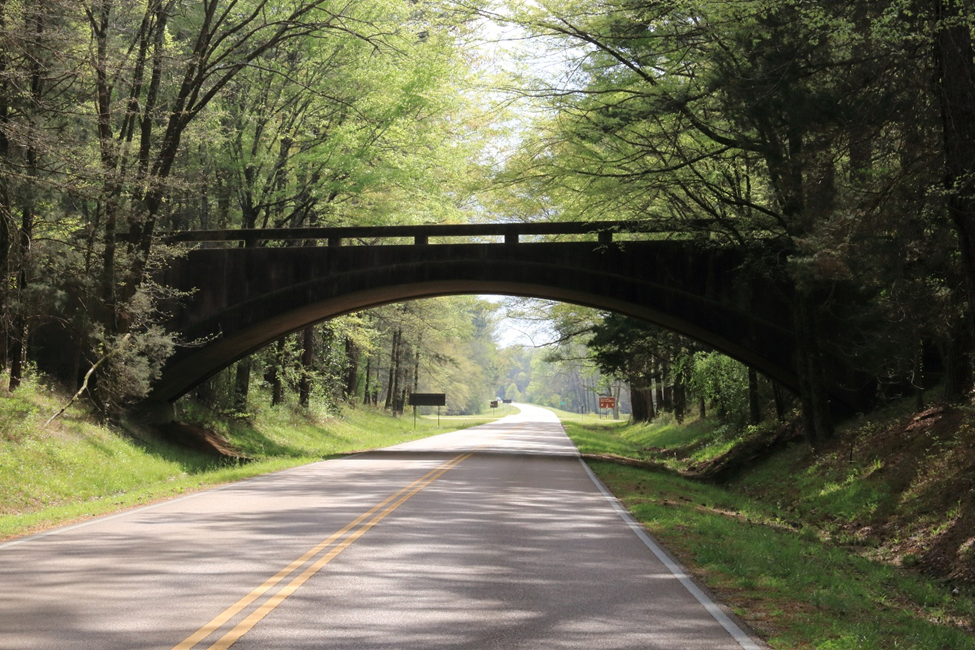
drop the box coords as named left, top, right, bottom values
left=577, top=456, right=763, bottom=650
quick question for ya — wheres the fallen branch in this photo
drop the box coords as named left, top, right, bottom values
left=43, top=334, right=131, bottom=429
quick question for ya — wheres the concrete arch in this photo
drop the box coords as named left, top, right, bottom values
left=151, top=240, right=868, bottom=411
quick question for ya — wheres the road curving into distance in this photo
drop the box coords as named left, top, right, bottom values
left=0, top=403, right=764, bottom=649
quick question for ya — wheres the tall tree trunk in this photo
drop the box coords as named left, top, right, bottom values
left=91, top=0, right=158, bottom=334
left=673, top=370, right=686, bottom=424
left=270, top=338, right=285, bottom=406
left=7, top=317, right=26, bottom=391
left=385, top=328, right=400, bottom=411
left=748, top=367, right=761, bottom=426
left=933, top=0, right=975, bottom=396
left=772, top=382, right=786, bottom=421
left=91, top=1, right=117, bottom=331
left=0, top=223, right=8, bottom=375
left=571, top=373, right=582, bottom=412
left=940, top=335, right=972, bottom=401
left=630, top=383, right=646, bottom=422
left=794, top=290, right=834, bottom=446
left=848, top=0, right=874, bottom=187
left=630, top=383, right=654, bottom=422
left=394, top=342, right=411, bottom=415
left=7, top=197, right=27, bottom=389
left=298, top=325, right=314, bottom=408
left=344, top=336, right=359, bottom=403
left=363, top=356, right=372, bottom=405
left=8, top=7, right=42, bottom=391
left=8, top=181, right=34, bottom=391
left=234, top=358, right=251, bottom=412
left=0, top=0, right=10, bottom=371
left=662, top=384, right=673, bottom=413
left=412, top=335, right=421, bottom=393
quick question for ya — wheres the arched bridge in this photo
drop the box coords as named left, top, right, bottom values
left=150, top=221, right=869, bottom=412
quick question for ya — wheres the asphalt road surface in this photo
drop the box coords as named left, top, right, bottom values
left=0, top=404, right=762, bottom=649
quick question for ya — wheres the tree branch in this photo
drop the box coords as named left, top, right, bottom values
left=43, top=334, right=131, bottom=429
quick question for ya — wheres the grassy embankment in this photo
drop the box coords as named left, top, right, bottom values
left=550, top=402, right=975, bottom=649
left=0, top=373, right=500, bottom=542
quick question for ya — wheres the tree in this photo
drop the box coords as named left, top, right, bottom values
left=355, top=297, right=500, bottom=415
left=587, top=314, right=701, bottom=423
left=0, top=0, right=85, bottom=389
left=931, top=0, right=975, bottom=394
left=0, top=0, right=493, bottom=413
left=498, top=0, right=965, bottom=444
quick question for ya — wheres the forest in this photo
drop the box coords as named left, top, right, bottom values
left=0, top=0, right=973, bottom=444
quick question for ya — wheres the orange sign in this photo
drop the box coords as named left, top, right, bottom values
left=599, top=396, right=616, bottom=409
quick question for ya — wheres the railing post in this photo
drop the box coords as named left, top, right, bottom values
left=328, top=236, right=342, bottom=247
left=415, top=235, right=429, bottom=245
left=505, top=233, right=519, bottom=244
left=598, top=230, right=613, bottom=245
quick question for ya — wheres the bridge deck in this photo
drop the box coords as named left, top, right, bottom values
left=158, top=220, right=715, bottom=246
left=147, top=223, right=872, bottom=413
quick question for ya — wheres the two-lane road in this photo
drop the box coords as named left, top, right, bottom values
left=0, top=404, right=762, bottom=649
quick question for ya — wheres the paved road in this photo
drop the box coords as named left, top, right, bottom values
left=0, top=404, right=761, bottom=649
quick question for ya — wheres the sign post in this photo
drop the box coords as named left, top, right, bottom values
left=598, top=396, right=616, bottom=419
left=408, top=393, right=447, bottom=428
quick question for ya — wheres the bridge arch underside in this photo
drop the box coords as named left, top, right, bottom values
left=152, top=243, right=870, bottom=413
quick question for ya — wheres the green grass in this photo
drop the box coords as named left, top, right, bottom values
left=553, top=410, right=975, bottom=649
left=733, top=443, right=893, bottom=528
left=179, top=399, right=497, bottom=460
left=542, top=405, right=619, bottom=422
left=557, top=410, right=747, bottom=470
left=717, top=399, right=975, bottom=586
left=0, top=375, right=500, bottom=541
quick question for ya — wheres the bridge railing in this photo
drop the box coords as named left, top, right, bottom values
left=157, top=220, right=704, bottom=247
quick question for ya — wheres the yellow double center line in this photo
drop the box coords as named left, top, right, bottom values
left=173, top=450, right=476, bottom=650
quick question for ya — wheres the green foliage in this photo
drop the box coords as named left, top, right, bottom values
left=504, top=382, right=521, bottom=402
left=690, top=352, right=750, bottom=426
left=202, top=0, right=487, bottom=231
left=192, top=293, right=508, bottom=420
left=372, top=297, right=499, bottom=415
left=496, top=299, right=617, bottom=413
left=559, top=413, right=748, bottom=470
left=0, top=371, right=227, bottom=528
left=496, top=0, right=973, bottom=426
left=0, top=0, right=494, bottom=409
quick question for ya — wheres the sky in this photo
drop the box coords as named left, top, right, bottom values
left=468, top=8, right=574, bottom=350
